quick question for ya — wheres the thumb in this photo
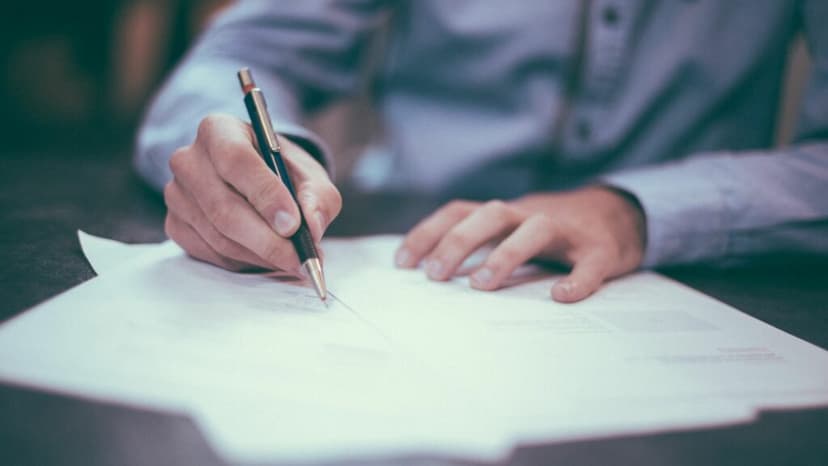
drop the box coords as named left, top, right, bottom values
left=551, top=252, right=612, bottom=303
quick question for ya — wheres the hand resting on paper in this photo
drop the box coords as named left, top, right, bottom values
left=395, top=187, right=647, bottom=303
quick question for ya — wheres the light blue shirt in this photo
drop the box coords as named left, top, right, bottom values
left=136, top=0, right=828, bottom=268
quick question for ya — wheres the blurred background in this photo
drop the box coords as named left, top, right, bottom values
left=0, top=0, right=379, bottom=180
left=0, top=0, right=229, bottom=152
left=0, top=0, right=811, bottom=174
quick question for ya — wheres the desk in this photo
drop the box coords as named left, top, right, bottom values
left=1, top=151, right=827, bottom=466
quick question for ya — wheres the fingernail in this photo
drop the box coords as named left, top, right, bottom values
left=273, top=210, right=297, bottom=236
left=395, top=248, right=411, bottom=267
left=553, top=281, right=575, bottom=300
left=424, top=259, right=444, bottom=279
left=471, top=267, right=493, bottom=288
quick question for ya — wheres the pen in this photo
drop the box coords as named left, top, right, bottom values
left=237, top=67, right=327, bottom=302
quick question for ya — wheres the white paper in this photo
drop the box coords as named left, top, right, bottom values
left=1, top=234, right=827, bottom=465
left=78, top=230, right=165, bottom=275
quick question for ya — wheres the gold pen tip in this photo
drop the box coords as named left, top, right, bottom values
left=303, top=258, right=327, bottom=304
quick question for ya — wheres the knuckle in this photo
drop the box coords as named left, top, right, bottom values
left=482, top=199, right=512, bottom=221
left=168, top=147, right=191, bottom=175
left=529, top=213, right=556, bottom=231
left=445, top=199, right=472, bottom=217
left=196, top=113, right=225, bottom=141
left=483, top=199, right=507, bottom=211
left=442, top=230, right=472, bottom=251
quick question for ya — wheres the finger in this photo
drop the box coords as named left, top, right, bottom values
left=470, top=214, right=560, bottom=291
left=395, top=200, right=477, bottom=269
left=196, top=114, right=302, bottom=238
left=165, top=212, right=248, bottom=272
left=164, top=180, right=273, bottom=270
left=294, top=179, right=342, bottom=243
left=423, top=200, right=520, bottom=281
left=171, top=149, right=301, bottom=273
left=278, top=136, right=342, bottom=243
left=551, top=251, right=613, bottom=303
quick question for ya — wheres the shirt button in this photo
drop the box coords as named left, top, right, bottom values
left=576, top=119, right=592, bottom=141
left=602, top=5, right=620, bottom=26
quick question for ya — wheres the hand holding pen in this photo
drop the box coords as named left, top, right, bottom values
left=238, top=67, right=327, bottom=301
left=162, top=73, right=341, bottom=299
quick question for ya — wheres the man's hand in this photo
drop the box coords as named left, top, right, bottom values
left=395, top=187, right=646, bottom=302
left=164, top=113, right=341, bottom=273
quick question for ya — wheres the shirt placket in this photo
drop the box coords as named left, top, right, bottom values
left=561, top=0, right=638, bottom=158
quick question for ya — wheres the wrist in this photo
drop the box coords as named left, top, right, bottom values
left=594, top=185, right=647, bottom=263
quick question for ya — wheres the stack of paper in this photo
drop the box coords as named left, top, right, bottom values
left=0, top=232, right=826, bottom=464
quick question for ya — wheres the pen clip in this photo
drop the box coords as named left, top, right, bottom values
left=247, top=91, right=281, bottom=154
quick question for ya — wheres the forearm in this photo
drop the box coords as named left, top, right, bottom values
left=134, top=0, right=389, bottom=191
left=603, top=143, right=828, bottom=267
left=134, top=59, right=328, bottom=192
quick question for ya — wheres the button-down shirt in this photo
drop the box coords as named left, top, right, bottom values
left=136, top=0, right=828, bottom=267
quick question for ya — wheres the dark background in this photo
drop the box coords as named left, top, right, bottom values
left=0, top=0, right=228, bottom=152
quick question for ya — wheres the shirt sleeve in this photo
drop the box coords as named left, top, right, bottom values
left=133, top=0, right=390, bottom=192
left=602, top=0, right=828, bottom=268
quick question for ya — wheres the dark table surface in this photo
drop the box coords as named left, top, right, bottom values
left=1, top=151, right=827, bottom=466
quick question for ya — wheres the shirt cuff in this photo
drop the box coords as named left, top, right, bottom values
left=134, top=61, right=334, bottom=191
left=601, top=159, right=732, bottom=268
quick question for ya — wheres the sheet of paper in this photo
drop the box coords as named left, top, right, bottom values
left=1, top=234, right=827, bottom=465
left=3, top=236, right=511, bottom=463
left=323, top=237, right=828, bottom=438
left=78, top=230, right=164, bottom=275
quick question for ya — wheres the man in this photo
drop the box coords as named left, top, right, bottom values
left=135, top=1, right=828, bottom=302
